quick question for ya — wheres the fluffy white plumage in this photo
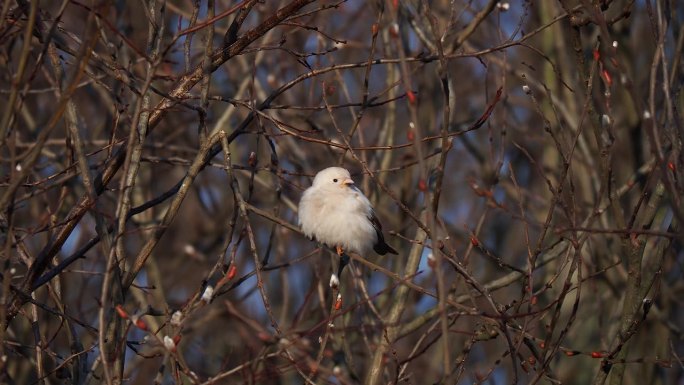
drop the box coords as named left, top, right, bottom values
left=298, top=167, right=397, bottom=256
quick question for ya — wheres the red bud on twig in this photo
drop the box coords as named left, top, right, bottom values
left=389, top=23, right=399, bottom=38
left=406, top=90, right=416, bottom=105
left=267, top=73, right=276, bottom=87
left=418, top=178, right=427, bottom=192
left=601, top=69, right=612, bottom=87
left=164, top=335, right=176, bottom=352
left=134, top=317, right=148, bottom=331
left=427, top=253, right=436, bottom=269
left=115, top=305, right=129, bottom=319
left=227, top=265, right=237, bottom=280
left=334, top=293, right=342, bottom=310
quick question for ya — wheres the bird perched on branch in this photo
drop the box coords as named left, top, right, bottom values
left=298, top=167, right=398, bottom=258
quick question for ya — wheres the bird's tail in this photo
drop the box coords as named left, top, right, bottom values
left=374, top=240, right=398, bottom=255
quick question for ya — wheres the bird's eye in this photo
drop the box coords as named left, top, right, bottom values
left=333, top=178, right=338, bottom=183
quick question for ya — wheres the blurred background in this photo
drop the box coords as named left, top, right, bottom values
left=0, top=0, right=683, bottom=384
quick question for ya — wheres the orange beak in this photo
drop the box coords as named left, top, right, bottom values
left=341, top=178, right=354, bottom=187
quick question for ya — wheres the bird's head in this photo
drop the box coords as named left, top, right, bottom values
left=312, top=167, right=355, bottom=190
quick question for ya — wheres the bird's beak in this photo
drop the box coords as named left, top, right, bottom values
left=341, top=178, right=354, bottom=187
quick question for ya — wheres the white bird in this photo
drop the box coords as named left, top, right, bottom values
left=298, top=167, right=397, bottom=256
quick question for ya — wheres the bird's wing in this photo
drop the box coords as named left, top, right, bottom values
left=368, top=209, right=398, bottom=255
left=298, top=187, right=321, bottom=241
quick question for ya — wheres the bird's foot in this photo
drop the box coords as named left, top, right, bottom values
left=336, top=245, right=344, bottom=256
